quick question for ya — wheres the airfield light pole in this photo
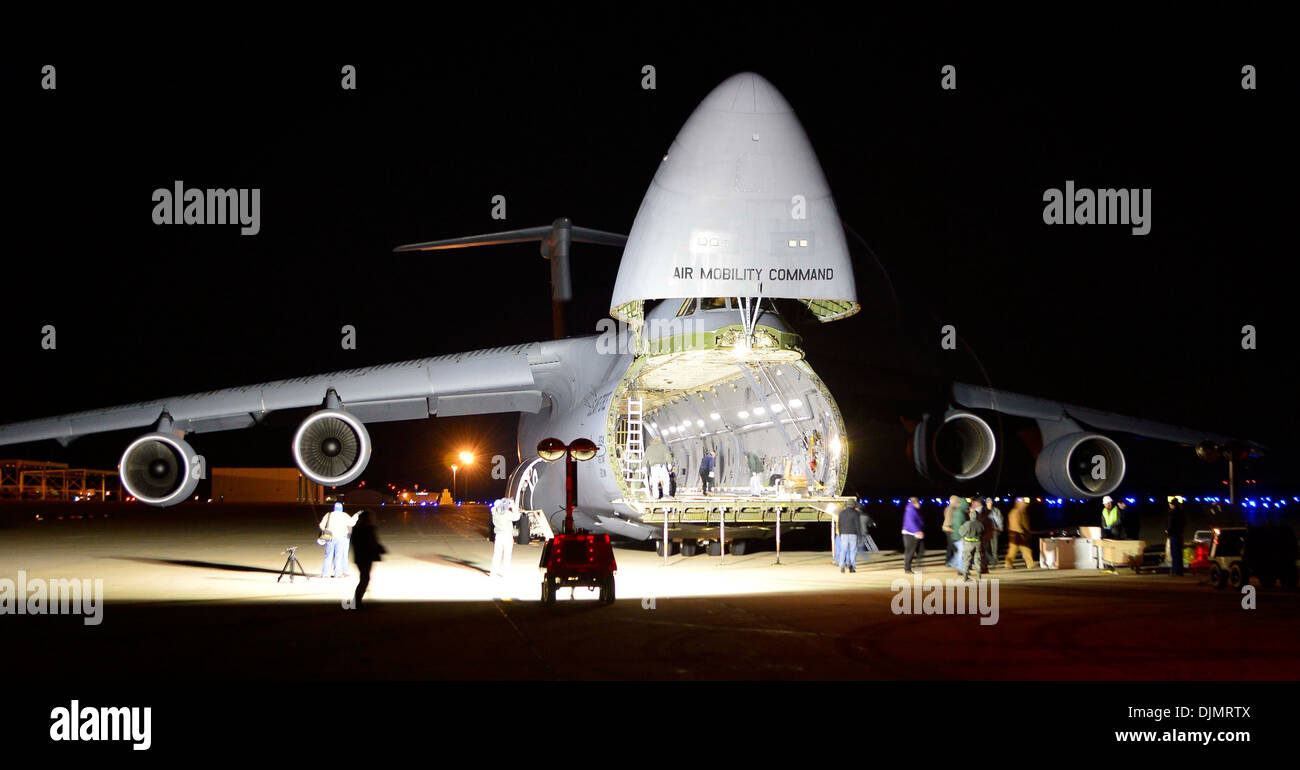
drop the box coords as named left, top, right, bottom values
left=458, top=451, right=475, bottom=502
left=450, top=464, right=459, bottom=503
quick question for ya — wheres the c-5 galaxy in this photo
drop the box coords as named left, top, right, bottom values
left=0, top=73, right=1260, bottom=555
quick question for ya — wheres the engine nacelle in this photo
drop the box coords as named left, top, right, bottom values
left=913, top=410, right=997, bottom=482
left=120, top=433, right=205, bottom=506
left=292, top=409, right=372, bottom=487
left=1035, top=432, right=1125, bottom=498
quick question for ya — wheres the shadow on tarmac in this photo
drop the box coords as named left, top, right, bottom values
left=110, top=557, right=286, bottom=575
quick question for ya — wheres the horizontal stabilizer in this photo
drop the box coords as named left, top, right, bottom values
left=393, top=217, right=626, bottom=254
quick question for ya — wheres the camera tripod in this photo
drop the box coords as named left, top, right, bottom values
left=278, top=546, right=309, bottom=582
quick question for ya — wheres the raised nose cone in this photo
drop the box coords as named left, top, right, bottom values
left=698, top=72, right=794, bottom=114
left=611, top=73, right=858, bottom=324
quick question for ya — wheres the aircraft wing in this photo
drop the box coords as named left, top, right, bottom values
left=951, top=382, right=1266, bottom=455
left=0, top=342, right=557, bottom=448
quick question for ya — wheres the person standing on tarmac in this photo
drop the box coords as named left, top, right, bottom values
left=949, top=497, right=971, bottom=570
left=1167, top=498, right=1187, bottom=577
left=490, top=498, right=522, bottom=578
left=984, top=497, right=1004, bottom=567
left=349, top=510, right=386, bottom=609
left=901, top=497, right=925, bottom=574
left=1119, top=500, right=1139, bottom=540
left=942, top=495, right=959, bottom=568
left=959, top=499, right=987, bottom=581
left=1101, top=496, right=1122, bottom=539
left=977, top=500, right=995, bottom=574
left=837, top=503, right=860, bottom=573
left=856, top=503, right=878, bottom=557
left=319, top=501, right=360, bottom=578
left=1005, top=498, right=1036, bottom=569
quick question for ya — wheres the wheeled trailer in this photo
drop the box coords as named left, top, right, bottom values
left=540, top=531, right=617, bottom=605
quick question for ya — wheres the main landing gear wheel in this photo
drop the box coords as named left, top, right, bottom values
left=656, top=540, right=676, bottom=557
left=680, top=541, right=698, bottom=557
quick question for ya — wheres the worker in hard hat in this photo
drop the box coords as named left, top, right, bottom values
left=490, top=498, right=523, bottom=577
left=1101, top=495, right=1122, bottom=539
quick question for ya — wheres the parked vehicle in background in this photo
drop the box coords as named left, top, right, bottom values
left=1208, top=525, right=1299, bottom=590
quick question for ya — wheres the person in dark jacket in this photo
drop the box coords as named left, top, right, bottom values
left=349, top=510, right=386, bottom=608
left=901, top=497, right=925, bottom=573
left=699, top=450, right=716, bottom=495
left=976, top=500, right=995, bottom=574
left=836, top=503, right=860, bottom=573
left=949, top=497, right=970, bottom=570
left=984, top=497, right=1003, bottom=567
left=942, top=496, right=959, bottom=567
left=1120, top=500, right=1139, bottom=540
left=959, top=500, right=986, bottom=580
left=856, top=504, right=877, bottom=556
left=1166, top=498, right=1186, bottom=576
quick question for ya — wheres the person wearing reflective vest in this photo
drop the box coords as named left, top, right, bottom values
left=1100, top=496, right=1121, bottom=538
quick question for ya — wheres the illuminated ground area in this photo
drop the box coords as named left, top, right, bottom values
left=1, top=503, right=1296, bottom=680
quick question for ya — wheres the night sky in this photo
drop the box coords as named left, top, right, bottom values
left=1, top=8, right=1292, bottom=498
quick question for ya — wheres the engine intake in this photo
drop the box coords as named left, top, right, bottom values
left=120, top=433, right=204, bottom=506
left=292, top=409, right=372, bottom=487
left=914, top=410, right=996, bottom=481
left=1035, top=432, right=1126, bottom=498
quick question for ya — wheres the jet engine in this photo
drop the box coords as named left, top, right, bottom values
left=119, top=433, right=205, bottom=506
left=913, top=410, right=997, bottom=482
left=292, top=409, right=372, bottom=487
left=1034, top=432, right=1125, bottom=498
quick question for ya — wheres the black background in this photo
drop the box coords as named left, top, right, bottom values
left=0, top=5, right=1292, bottom=498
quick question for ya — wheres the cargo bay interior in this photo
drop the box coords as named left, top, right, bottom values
left=605, top=298, right=854, bottom=550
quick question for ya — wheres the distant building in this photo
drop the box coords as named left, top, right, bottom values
left=0, top=459, right=121, bottom=502
left=337, top=488, right=391, bottom=506
left=210, top=468, right=322, bottom=504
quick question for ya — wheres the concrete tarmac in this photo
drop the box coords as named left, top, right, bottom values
left=1, top=502, right=1296, bottom=680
